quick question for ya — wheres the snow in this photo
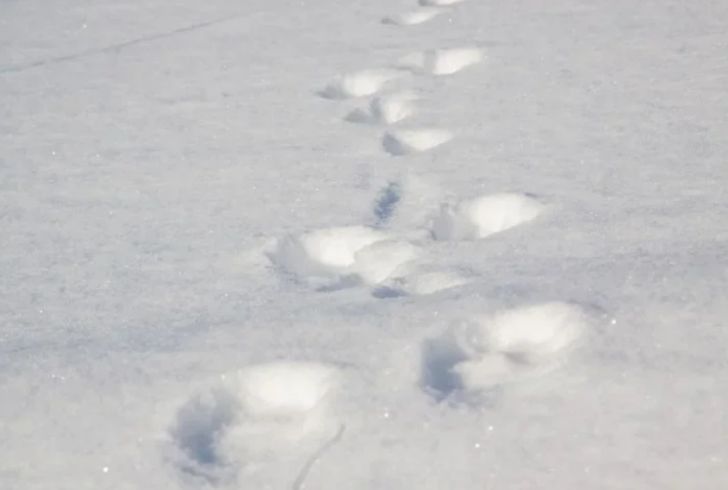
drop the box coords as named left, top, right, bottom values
left=382, top=8, right=445, bottom=28
left=345, top=91, right=419, bottom=125
left=426, top=302, right=590, bottom=395
left=320, top=69, right=404, bottom=100
left=271, top=226, right=417, bottom=288
left=382, top=128, right=454, bottom=156
left=431, top=192, right=545, bottom=240
left=397, top=47, right=484, bottom=76
left=2, top=0, right=728, bottom=489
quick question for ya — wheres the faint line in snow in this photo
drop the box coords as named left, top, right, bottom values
left=0, top=11, right=264, bottom=75
left=291, top=424, right=346, bottom=490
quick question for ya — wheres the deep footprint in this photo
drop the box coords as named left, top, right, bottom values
left=170, top=388, right=240, bottom=483
left=397, top=47, right=483, bottom=75
left=373, top=181, right=403, bottom=225
left=421, top=302, right=589, bottom=400
left=170, top=362, right=341, bottom=483
left=270, top=226, right=417, bottom=288
left=431, top=192, right=544, bottom=240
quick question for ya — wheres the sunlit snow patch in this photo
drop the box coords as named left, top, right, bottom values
left=397, top=47, right=483, bottom=75
left=233, top=362, right=339, bottom=418
left=320, top=69, right=402, bottom=99
left=431, top=193, right=544, bottom=240
left=271, top=226, right=417, bottom=288
left=382, top=128, right=453, bottom=155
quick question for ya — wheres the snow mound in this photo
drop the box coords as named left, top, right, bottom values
left=345, top=92, right=418, bottom=125
left=234, top=362, right=339, bottom=418
left=421, top=302, right=588, bottom=398
left=431, top=193, right=544, bottom=240
left=382, top=128, right=453, bottom=155
left=271, top=226, right=417, bottom=287
left=320, top=69, right=402, bottom=99
left=397, top=47, right=483, bottom=75
left=382, top=8, right=444, bottom=26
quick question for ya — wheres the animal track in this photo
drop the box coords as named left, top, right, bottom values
left=382, top=129, right=453, bottom=156
left=320, top=69, right=403, bottom=99
left=397, top=47, right=483, bottom=75
left=345, top=91, right=418, bottom=125
left=170, top=362, right=341, bottom=484
left=431, top=193, right=544, bottom=241
left=382, top=7, right=444, bottom=26
left=171, top=388, right=239, bottom=481
left=166, top=0, right=598, bottom=486
left=421, top=302, right=589, bottom=400
left=373, top=181, right=403, bottom=225
left=270, top=226, right=417, bottom=288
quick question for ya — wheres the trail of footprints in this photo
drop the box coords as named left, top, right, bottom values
left=168, top=1, right=602, bottom=486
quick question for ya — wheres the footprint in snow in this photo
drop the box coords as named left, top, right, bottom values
left=170, top=362, right=342, bottom=486
left=421, top=302, right=591, bottom=401
left=431, top=192, right=545, bottom=241
left=269, top=225, right=418, bottom=290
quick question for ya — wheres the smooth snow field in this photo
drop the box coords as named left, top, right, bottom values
left=2, top=0, right=728, bottom=489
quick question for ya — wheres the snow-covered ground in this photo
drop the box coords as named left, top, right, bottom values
left=2, top=0, right=728, bottom=488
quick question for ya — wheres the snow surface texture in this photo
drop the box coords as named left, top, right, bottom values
left=3, top=0, right=728, bottom=489
left=420, top=0, right=467, bottom=6
left=382, top=8, right=444, bottom=27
